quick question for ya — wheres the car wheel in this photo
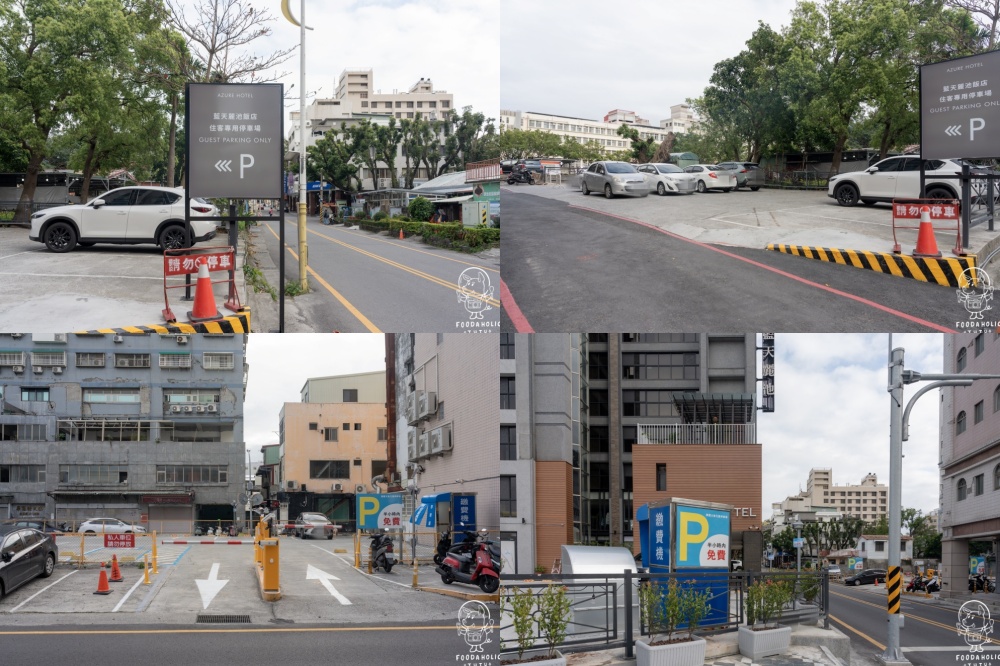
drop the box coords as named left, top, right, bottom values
left=581, top=180, right=590, bottom=196
left=44, top=221, right=78, bottom=253
left=855, top=579, right=861, bottom=586
left=0, top=580, right=4, bottom=600
left=750, top=187, right=760, bottom=192
left=697, top=180, right=707, bottom=193
left=41, top=553, right=55, bottom=578
left=84, top=530, right=95, bottom=534
left=835, top=183, right=859, bottom=206
left=657, top=182, right=666, bottom=196
left=327, top=533, right=333, bottom=540
left=158, top=225, right=190, bottom=250
left=604, top=184, right=613, bottom=199
left=927, top=187, right=956, bottom=200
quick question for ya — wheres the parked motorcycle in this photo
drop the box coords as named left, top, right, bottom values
left=435, top=530, right=500, bottom=594
left=506, top=168, right=534, bottom=185
left=433, top=532, right=452, bottom=566
left=907, top=573, right=930, bottom=592
left=369, top=530, right=396, bottom=573
left=970, top=573, right=997, bottom=593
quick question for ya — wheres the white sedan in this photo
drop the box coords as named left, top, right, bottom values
left=580, top=161, right=650, bottom=198
left=637, top=163, right=698, bottom=195
left=684, top=164, right=737, bottom=193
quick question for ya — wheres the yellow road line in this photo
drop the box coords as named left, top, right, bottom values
left=263, top=224, right=380, bottom=333
left=0, top=625, right=460, bottom=636
left=830, top=614, right=886, bottom=650
left=335, top=226, right=499, bottom=273
left=301, top=226, right=501, bottom=308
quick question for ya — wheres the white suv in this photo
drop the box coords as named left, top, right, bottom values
left=827, top=155, right=972, bottom=206
left=29, top=186, right=218, bottom=252
left=78, top=518, right=146, bottom=534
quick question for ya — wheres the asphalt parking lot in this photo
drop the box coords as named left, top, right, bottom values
left=0, top=224, right=242, bottom=332
left=510, top=180, right=1000, bottom=257
left=0, top=535, right=470, bottom=626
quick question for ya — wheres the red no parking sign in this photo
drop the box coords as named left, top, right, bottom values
left=104, top=533, right=134, bottom=548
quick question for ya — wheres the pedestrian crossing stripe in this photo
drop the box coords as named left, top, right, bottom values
left=766, top=244, right=977, bottom=287
left=887, top=565, right=901, bottom=614
left=78, top=311, right=251, bottom=335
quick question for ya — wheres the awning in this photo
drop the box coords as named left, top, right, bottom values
left=636, top=504, right=649, bottom=523
left=433, top=195, right=473, bottom=203
left=409, top=493, right=452, bottom=527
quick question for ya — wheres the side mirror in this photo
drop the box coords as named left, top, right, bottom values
left=91, top=198, right=106, bottom=208
left=866, top=167, right=878, bottom=173
left=1, top=552, right=11, bottom=563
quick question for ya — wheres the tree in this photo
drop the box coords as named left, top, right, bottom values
left=616, top=124, right=656, bottom=163
left=437, top=108, right=497, bottom=174
left=373, top=118, right=404, bottom=189
left=307, top=125, right=359, bottom=195
left=866, top=515, right=889, bottom=535
left=402, top=114, right=439, bottom=187
left=947, top=0, right=1000, bottom=49
left=343, top=120, right=380, bottom=190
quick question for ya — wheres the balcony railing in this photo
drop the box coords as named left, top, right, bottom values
left=637, top=423, right=756, bottom=445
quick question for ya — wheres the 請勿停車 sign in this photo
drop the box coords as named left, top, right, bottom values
left=105, top=533, right=135, bottom=548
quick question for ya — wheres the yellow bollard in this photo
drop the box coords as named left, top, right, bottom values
left=143, top=554, right=151, bottom=585
left=412, top=552, right=418, bottom=589
left=79, top=533, right=85, bottom=569
left=354, top=532, right=360, bottom=569
left=151, top=532, right=159, bottom=574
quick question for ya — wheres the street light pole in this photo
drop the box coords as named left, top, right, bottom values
left=296, top=0, right=308, bottom=292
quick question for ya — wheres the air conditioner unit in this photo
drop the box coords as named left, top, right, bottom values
left=115, top=359, right=131, bottom=367
left=355, top=484, right=365, bottom=493
left=430, top=424, right=453, bottom=454
left=333, top=483, right=342, bottom=491
left=195, top=405, right=205, bottom=412
left=182, top=405, right=194, bottom=413
left=407, top=429, right=419, bottom=461
left=418, top=391, right=437, bottom=419
left=32, top=366, right=43, bottom=374
left=10, top=333, right=22, bottom=339
left=176, top=335, right=188, bottom=344
left=113, top=335, right=124, bottom=343
left=417, top=432, right=430, bottom=459
left=170, top=405, right=182, bottom=413
left=12, top=366, right=23, bottom=374
left=405, top=391, right=419, bottom=425
left=53, top=367, right=63, bottom=374
left=53, top=333, right=67, bottom=343
left=205, top=404, right=217, bottom=413
left=287, top=480, right=298, bottom=490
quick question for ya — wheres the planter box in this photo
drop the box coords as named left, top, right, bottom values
left=738, top=625, right=791, bottom=660
left=636, top=635, right=706, bottom=666
left=501, top=648, right=565, bottom=665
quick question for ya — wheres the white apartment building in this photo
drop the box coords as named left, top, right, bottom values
left=286, top=69, right=456, bottom=191
left=500, top=104, right=698, bottom=156
left=773, top=468, right=888, bottom=524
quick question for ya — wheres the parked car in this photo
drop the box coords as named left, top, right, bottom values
left=636, top=163, right=698, bottom=195
left=844, top=568, right=887, bottom=586
left=827, top=155, right=985, bottom=207
left=29, top=186, right=219, bottom=253
left=683, top=164, right=737, bottom=193
left=581, top=161, right=650, bottom=198
left=515, top=159, right=544, bottom=174
left=717, top=161, right=763, bottom=191
left=0, top=520, right=66, bottom=536
left=77, top=518, right=146, bottom=534
left=294, top=513, right=339, bottom=540
left=0, top=527, right=57, bottom=599
left=825, top=565, right=842, bottom=577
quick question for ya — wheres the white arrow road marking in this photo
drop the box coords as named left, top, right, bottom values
left=306, top=563, right=352, bottom=605
left=195, top=562, right=229, bottom=610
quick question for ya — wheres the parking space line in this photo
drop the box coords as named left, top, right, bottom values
left=9, top=570, right=77, bottom=612
left=308, top=544, right=354, bottom=567
left=0, top=249, right=46, bottom=260
left=172, top=545, right=192, bottom=565
left=112, top=577, right=144, bottom=612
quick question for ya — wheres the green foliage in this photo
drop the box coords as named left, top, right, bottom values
left=284, top=280, right=307, bottom=297
left=616, top=124, right=656, bottom=163
left=537, top=585, right=572, bottom=658
left=746, top=579, right=793, bottom=629
left=504, top=586, right=536, bottom=662
left=242, top=264, right=276, bottom=301
left=639, top=579, right=684, bottom=643
left=407, top=196, right=434, bottom=222
left=308, top=125, right=360, bottom=193
left=680, top=582, right=712, bottom=640
left=372, top=210, right=389, bottom=221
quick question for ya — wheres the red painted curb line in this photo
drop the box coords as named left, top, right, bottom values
left=500, top=278, right=535, bottom=333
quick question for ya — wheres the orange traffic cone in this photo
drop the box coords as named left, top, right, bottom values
left=398, top=227, right=404, bottom=240
left=109, top=554, right=123, bottom=583
left=94, top=568, right=112, bottom=595
left=913, top=205, right=942, bottom=258
left=874, top=577, right=880, bottom=587
left=187, top=259, right=219, bottom=322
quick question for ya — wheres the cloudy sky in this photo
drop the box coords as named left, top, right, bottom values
left=500, top=0, right=800, bottom=123
left=174, top=0, right=497, bottom=128
left=760, top=334, right=944, bottom=518
left=243, top=334, right=386, bottom=468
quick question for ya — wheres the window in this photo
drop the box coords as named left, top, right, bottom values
left=958, top=348, right=967, bottom=371
left=623, top=390, right=678, bottom=418
left=30, top=351, right=66, bottom=367
left=958, top=478, right=968, bottom=500
left=957, top=411, right=967, bottom=434
left=354, top=423, right=361, bottom=431
left=501, top=425, right=516, bottom=460
left=377, top=427, right=387, bottom=441
left=994, top=385, right=1000, bottom=413
left=623, top=425, right=636, bottom=453
left=622, top=352, right=699, bottom=380
left=875, top=541, right=885, bottom=552
left=159, top=353, right=192, bottom=369
left=0, top=424, right=46, bottom=441
left=75, top=352, right=105, bottom=367
left=588, top=352, right=608, bottom=380
left=135, top=190, right=175, bottom=206
left=309, top=460, right=350, bottom=479
left=589, top=389, right=608, bottom=417
left=406, top=112, right=414, bottom=118
left=0, top=465, right=46, bottom=483
left=500, top=475, right=517, bottom=517
left=21, top=388, right=49, bottom=402
left=343, top=389, right=358, bottom=402
left=203, top=352, right=234, bottom=370
left=342, top=423, right=350, bottom=431
left=500, top=333, right=515, bottom=360
left=656, top=463, right=667, bottom=491
left=975, top=333, right=985, bottom=356
left=114, top=353, right=150, bottom=368
left=974, top=473, right=984, bottom=496
left=589, top=425, right=608, bottom=453
left=360, top=100, right=368, bottom=107
left=83, top=388, right=140, bottom=403
left=309, top=422, right=318, bottom=430
left=501, top=376, right=516, bottom=409
left=406, top=101, right=414, bottom=108
left=395, top=101, right=402, bottom=108
left=442, top=100, right=450, bottom=108
left=324, top=427, right=338, bottom=442
left=975, top=400, right=985, bottom=424
left=994, top=463, right=1000, bottom=490
left=163, top=389, right=220, bottom=405
left=59, top=464, right=129, bottom=484
left=156, top=464, right=227, bottom=483
left=429, top=101, right=437, bottom=108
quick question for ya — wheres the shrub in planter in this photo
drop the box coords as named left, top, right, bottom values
left=636, top=579, right=711, bottom=666
left=501, top=585, right=570, bottom=665
left=740, top=579, right=794, bottom=660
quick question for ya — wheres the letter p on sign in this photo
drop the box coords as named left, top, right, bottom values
left=971, top=118, right=986, bottom=141
left=680, top=511, right=709, bottom=561
left=358, top=496, right=379, bottom=526
left=240, top=153, right=255, bottom=178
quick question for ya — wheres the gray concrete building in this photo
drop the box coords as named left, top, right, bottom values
left=0, top=332, right=246, bottom=533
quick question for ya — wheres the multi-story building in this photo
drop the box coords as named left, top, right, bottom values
left=395, top=334, right=499, bottom=542
left=287, top=69, right=455, bottom=192
left=500, top=105, right=698, bottom=156
left=501, top=333, right=763, bottom=575
left=0, top=333, right=246, bottom=533
left=278, top=370, right=388, bottom=528
left=772, top=469, right=888, bottom=527
left=939, top=333, right=1000, bottom=597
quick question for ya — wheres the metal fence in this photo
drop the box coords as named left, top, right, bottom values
left=499, top=569, right=830, bottom=658
left=0, top=200, right=68, bottom=225
left=637, top=423, right=756, bottom=446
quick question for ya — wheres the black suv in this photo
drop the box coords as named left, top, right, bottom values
left=716, top=162, right=762, bottom=191
left=844, top=568, right=887, bottom=586
left=515, top=159, right=544, bottom=174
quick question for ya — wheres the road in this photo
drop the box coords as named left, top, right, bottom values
left=258, top=217, right=500, bottom=332
left=500, top=191, right=973, bottom=333
left=829, top=584, right=1000, bottom=666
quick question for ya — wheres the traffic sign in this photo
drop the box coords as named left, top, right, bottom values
left=793, top=537, right=805, bottom=548
left=105, top=533, right=134, bottom=548
left=186, top=83, right=283, bottom=198
left=921, top=49, right=1000, bottom=160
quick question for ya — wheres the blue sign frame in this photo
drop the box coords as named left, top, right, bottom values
left=675, top=504, right=730, bottom=569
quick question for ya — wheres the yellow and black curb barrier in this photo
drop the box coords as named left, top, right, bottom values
left=766, top=244, right=976, bottom=287
left=887, top=566, right=901, bottom=615
left=78, top=310, right=251, bottom=335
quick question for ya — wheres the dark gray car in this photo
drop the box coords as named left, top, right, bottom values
left=716, top=162, right=763, bottom=191
left=0, top=527, right=57, bottom=599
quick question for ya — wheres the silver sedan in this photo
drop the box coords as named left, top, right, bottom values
left=637, top=163, right=698, bottom=195
left=683, top=164, right=737, bottom=193
left=581, top=161, right=650, bottom=199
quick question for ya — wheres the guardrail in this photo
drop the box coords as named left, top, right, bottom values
left=637, top=423, right=757, bottom=445
left=55, top=531, right=161, bottom=568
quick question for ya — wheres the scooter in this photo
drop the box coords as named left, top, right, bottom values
left=369, top=530, right=396, bottom=573
left=506, top=168, right=534, bottom=185
left=907, top=573, right=930, bottom=592
left=435, top=532, right=500, bottom=594
left=970, top=573, right=997, bottom=593
left=433, top=532, right=452, bottom=566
